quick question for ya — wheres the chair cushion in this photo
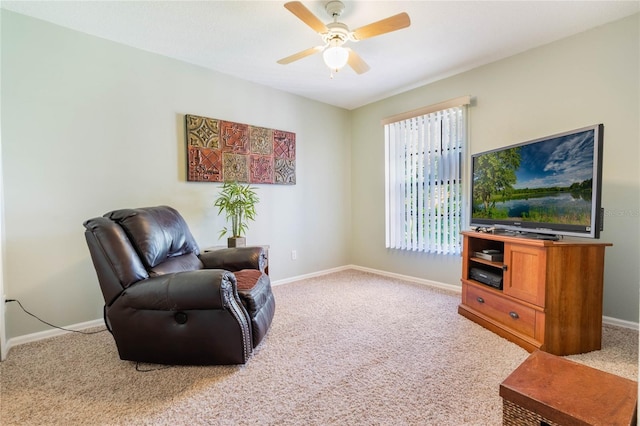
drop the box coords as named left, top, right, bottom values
left=149, top=253, right=204, bottom=277
left=236, top=271, right=272, bottom=313
left=106, top=206, right=200, bottom=269
left=234, top=269, right=263, bottom=290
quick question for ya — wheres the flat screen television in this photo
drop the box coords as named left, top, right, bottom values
left=470, top=124, right=604, bottom=239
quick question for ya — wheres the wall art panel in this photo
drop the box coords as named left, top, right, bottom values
left=186, top=114, right=296, bottom=184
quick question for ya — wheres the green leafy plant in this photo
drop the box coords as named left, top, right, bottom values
left=213, top=181, right=259, bottom=238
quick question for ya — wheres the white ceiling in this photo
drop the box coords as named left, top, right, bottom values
left=3, top=0, right=639, bottom=110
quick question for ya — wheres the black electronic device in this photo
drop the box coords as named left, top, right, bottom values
left=483, top=249, right=500, bottom=254
left=474, top=251, right=503, bottom=262
left=470, top=124, right=604, bottom=239
left=470, top=267, right=503, bottom=290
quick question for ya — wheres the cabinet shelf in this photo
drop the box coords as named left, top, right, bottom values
left=469, top=256, right=504, bottom=270
left=458, top=231, right=611, bottom=355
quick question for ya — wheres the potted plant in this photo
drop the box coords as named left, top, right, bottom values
left=213, top=181, right=259, bottom=247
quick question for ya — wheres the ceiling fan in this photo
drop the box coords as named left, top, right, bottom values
left=277, top=1, right=411, bottom=75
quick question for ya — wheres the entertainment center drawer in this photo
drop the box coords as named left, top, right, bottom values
left=465, top=284, right=537, bottom=339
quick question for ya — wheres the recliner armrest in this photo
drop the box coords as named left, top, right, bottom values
left=199, top=247, right=266, bottom=272
left=121, top=269, right=237, bottom=310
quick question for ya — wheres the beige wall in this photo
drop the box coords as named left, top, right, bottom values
left=2, top=11, right=639, bottom=342
left=1, top=11, right=352, bottom=338
left=350, top=14, right=640, bottom=323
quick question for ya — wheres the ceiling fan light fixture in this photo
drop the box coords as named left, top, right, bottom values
left=280, top=1, right=410, bottom=75
left=323, top=43, right=349, bottom=71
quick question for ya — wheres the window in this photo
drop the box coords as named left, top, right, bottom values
left=384, top=97, right=469, bottom=254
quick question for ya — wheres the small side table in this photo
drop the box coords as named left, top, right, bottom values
left=202, top=245, right=269, bottom=275
left=500, top=350, right=637, bottom=425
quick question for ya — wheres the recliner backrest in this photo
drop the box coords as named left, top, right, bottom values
left=83, top=217, right=150, bottom=305
left=105, top=206, right=204, bottom=276
left=84, top=206, right=205, bottom=306
left=106, top=206, right=200, bottom=266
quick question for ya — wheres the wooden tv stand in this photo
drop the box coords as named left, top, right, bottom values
left=458, top=231, right=612, bottom=355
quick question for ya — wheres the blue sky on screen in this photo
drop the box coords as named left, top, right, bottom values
left=513, top=130, right=594, bottom=189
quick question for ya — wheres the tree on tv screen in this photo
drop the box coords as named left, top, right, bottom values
left=473, top=148, right=521, bottom=213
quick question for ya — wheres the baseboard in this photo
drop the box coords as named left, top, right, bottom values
left=273, top=264, right=461, bottom=294
left=4, top=265, right=637, bottom=357
left=348, top=264, right=462, bottom=293
left=4, top=318, right=105, bottom=357
left=271, top=265, right=352, bottom=286
left=603, top=316, right=639, bottom=330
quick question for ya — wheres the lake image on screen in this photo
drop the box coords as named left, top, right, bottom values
left=472, top=129, right=595, bottom=226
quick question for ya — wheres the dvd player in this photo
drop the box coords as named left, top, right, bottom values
left=469, top=267, right=503, bottom=290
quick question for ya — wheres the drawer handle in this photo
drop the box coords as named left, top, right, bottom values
left=509, top=311, right=519, bottom=320
left=476, top=297, right=485, bottom=304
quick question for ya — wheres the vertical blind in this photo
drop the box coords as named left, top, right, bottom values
left=384, top=99, right=468, bottom=254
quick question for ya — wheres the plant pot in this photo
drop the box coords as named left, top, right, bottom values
left=227, top=237, right=246, bottom=248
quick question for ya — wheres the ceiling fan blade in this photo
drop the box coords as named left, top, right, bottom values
left=347, top=49, right=370, bottom=74
left=284, top=1, right=328, bottom=34
left=352, top=12, right=411, bottom=41
left=277, top=46, right=324, bottom=65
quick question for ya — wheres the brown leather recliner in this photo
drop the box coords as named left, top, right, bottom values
left=83, top=205, right=275, bottom=365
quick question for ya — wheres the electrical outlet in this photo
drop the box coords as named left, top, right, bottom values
left=291, top=250, right=297, bottom=260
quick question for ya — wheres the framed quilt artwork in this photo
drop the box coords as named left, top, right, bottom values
left=186, top=114, right=296, bottom=185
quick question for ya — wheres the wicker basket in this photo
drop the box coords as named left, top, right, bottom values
left=503, top=399, right=561, bottom=426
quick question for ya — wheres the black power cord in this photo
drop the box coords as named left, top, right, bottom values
left=5, top=299, right=106, bottom=335
left=7, top=298, right=173, bottom=372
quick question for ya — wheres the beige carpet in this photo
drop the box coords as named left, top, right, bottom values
left=1, top=270, right=637, bottom=425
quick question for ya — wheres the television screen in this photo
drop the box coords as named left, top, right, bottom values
left=470, top=124, right=604, bottom=239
